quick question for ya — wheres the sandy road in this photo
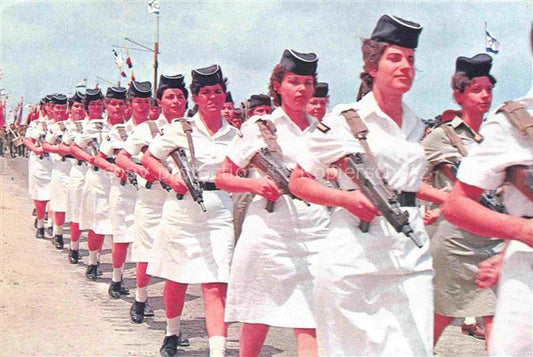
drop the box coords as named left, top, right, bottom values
left=0, top=156, right=485, bottom=356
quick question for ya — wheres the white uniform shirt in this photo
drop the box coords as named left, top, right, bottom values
left=301, top=92, right=427, bottom=192
left=26, top=117, right=48, bottom=142
left=148, top=113, right=239, bottom=182
left=124, top=116, right=168, bottom=158
left=74, top=119, right=108, bottom=154
left=228, top=107, right=324, bottom=176
left=458, top=88, right=533, bottom=252
left=100, top=122, right=133, bottom=158
left=62, top=119, right=85, bottom=146
left=45, top=120, right=70, bottom=162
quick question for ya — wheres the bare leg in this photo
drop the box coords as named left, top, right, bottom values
left=239, top=323, right=269, bottom=357
left=294, top=328, right=317, bottom=357
left=434, top=313, right=454, bottom=345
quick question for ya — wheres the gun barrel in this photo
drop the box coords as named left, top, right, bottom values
left=406, top=231, right=424, bottom=248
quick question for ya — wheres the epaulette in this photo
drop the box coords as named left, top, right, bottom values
left=497, top=101, right=533, bottom=139
left=317, top=122, right=330, bottom=133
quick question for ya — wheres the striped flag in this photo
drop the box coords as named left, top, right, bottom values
left=485, top=28, right=500, bottom=54
left=148, top=0, right=160, bottom=14
left=113, top=50, right=123, bottom=68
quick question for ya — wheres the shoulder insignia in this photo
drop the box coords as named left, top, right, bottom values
left=317, top=122, right=331, bottom=133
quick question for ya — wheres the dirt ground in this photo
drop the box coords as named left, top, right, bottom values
left=0, top=156, right=486, bottom=356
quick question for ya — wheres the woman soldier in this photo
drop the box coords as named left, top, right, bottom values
left=142, top=65, right=239, bottom=357
left=116, top=74, right=188, bottom=325
left=71, top=87, right=127, bottom=280
left=23, top=94, right=53, bottom=238
left=305, top=82, right=328, bottom=121
left=42, top=94, right=71, bottom=250
left=288, top=15, right=446, bottom=355
left=60, top=89, right=102, bottom=263
left=215, top=50, right=330, bottom=356
left=99, top=81, right=152, bottom=299
left=422, top=54, right=503, bottom=345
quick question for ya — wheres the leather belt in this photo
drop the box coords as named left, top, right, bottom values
left=200, top=182, right=218, bottom=191
left=106, top=157, right=115, bottom=164
left=396, top=191, right=416, bottom=207
left=524, top=216, right=532, bottom=219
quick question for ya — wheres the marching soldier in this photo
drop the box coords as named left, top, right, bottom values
left=306, top=82, right=328, bottom=121
left=221, top=91, right=234, bottom=123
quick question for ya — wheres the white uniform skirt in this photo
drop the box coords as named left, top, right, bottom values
left=49, top=159, right=72, bottom=213
left=314, top=207, right=434, bottom=357
left=147, top=189, right=234, bottom=284
left=28, top=153, right=52, bottom=201
left=109, top=178, right=137, bottom=243
left=67, top=162, right=87, bottom=223
left=225, top=195, right=329, bottom=329
left=489, top=242, right=532, bottom=356
left=131, top=184, right=167, bottom=262
left=79, top=168, right=113, bottom=235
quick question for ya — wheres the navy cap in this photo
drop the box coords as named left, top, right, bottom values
left=191, top=64, right=224, bottom=87
left=371, top=14, right=423, bottom=49
left=40, top=98, right=47, bottom=105
left=70, top=90, right=85, bottom=103
left=51, top=94, right=68, bottom=105
left=248, top=94, right=271, bottom=109
left=85, top=88, right=104, bottom=103
left=128, top=81, right=153, bottom=98
left=45, top=94, right=54, bottom=102
left=313, top=82, right=329, bottom=98
left=225, top=91, right=234, bottom=103
left=455, top=53, right=493, bottom=79
left=279, top=49, right=318, bottom=76
left=106, top=86, right=127, bottom=100
left=159, top=74, right=186, bottom=91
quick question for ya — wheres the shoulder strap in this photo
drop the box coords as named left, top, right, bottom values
left=74, top=121, right=83, bottom=133
left=146, top=120, right=160, bottom=138
left=178, top=118, right=196, bottom=168
left=117, top=126, right=128, bottom=141
left=58, top=121, right=66, bottom=132
left=441, top=124, right=468, bottom=157
left=340, top=109, right=373, bottom=155
left=255, top=119, right=282, bottom=154
left=497, top=101, right=533, bottom=139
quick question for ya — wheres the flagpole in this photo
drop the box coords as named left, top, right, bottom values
left=153, top=12, right=159, bottom=89
left=484, top=21, right=487, bottom=53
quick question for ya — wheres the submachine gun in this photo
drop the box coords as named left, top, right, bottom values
left=169, top=147, right=206, bottom=212
left=343, top=153, right=424, bottom=248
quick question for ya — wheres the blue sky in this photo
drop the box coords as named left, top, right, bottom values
left=1, top=0, right=531, bottom=120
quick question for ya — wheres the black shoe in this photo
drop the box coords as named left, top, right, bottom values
left=34, top=218, right=38, bottom=229
left=97, top=262, right=103, bottom=276
left=46, top=227, right=53, bottom=238
left=68, top=249, right=79, bottom=264
left=144, top=300, right=155, bottom=317
left=108, top=280, right=129, bottom=299
left=177, top=333, right=190, bottom=347
left=130, top=300, right=145, bottom=324
left=160, top=335, right=179, bottom=357
left=85, top=264, right=98, bottom=281
left=53, top=234, right=64, bottom=249
left=35, top=227, right=45, bottom=239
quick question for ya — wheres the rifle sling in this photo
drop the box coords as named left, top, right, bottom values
left=256, top=119, right=283, bottom=154
left=497, top=101, right=533, bottom=139
left=340, top=109, right=380, bottom=169
left=178, top=119, right=197, bottom=172
left=441, top=124, right=468, bottom=157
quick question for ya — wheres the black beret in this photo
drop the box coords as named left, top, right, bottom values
left=40, top=98, right=47, bottom=105
left=128, top=81, right=153, bottom=98
left=225, top=91, right=234, bottom=103
left=248, top=94, right=271, bottom=109
left=371, top=14, right=423, bottom=49
left=51, top=94, right=68, bottom=105
left=279, top=49, right=318, bottom=76
left=106, top=86, right=127, bottom=100
left=455, top=53, right=493, bottom=79
left=313, top=82, right=329, bottom=98
left=85, top=88, right=104, bottom=103
left=159, top=74, right=186, bottom=91
left=45, top=94, right=54, bottom=102
left=70, top=91, right=85, bottom=103
left=191, top=65, right=224, bottom=88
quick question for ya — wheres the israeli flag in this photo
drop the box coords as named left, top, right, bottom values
left=485, top=30, right=500, bottom=54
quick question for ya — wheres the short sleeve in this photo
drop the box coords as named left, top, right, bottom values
left=226, top=120, right=266, bottom=168
left=74, top=131, right=94, bottom=149
left=421, top=127, right=460, bottom=171
left=148, top=122, right=187, bottom=160
left=45, top=125, right=60, bottom=144
left=124, top=123, right=151, bottom=156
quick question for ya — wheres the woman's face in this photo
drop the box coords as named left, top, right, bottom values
left=252, top=105, right=272, bottom=117
left=70, top=102, right=86, bottom=120
left=130, top=97, right=151, bottom=122
left=306, top=97, right=328, bottom=121
left=221, top=102, right=234, bottom=121
left=193, top=84, right=225, bottom=116
left=159, top=88, right=187, bottom=119
left=455, top=76, right=493, bottom=116
left=275, top=72, right=315, bottom=112
left=52, top=104, right=68, bottom=121
left=87, top=100, right=104, bottom=119
left=370, top=45, right=415, bottom=96
left=106, top=99, right=125, bottom=124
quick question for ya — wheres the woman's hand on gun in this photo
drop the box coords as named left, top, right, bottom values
left=341, top=190, right=379, bottom=224
left=252, top=177, right=283, bottom=202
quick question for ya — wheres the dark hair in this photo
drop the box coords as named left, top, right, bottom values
left=268, top=64, right=317, bottom=107
left=451, top=73, right=497, bottom=93
left=359, top=39, right=389, bottom=93
left=156, top=86, right=189, bottom=100
left=189, top=77, right=228, bottom=97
